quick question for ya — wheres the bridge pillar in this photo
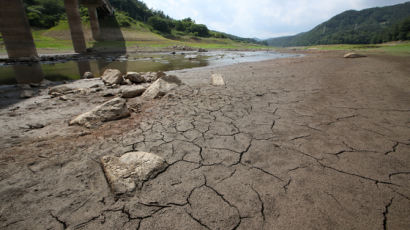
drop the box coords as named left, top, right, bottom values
left=88, top=6, right=101, bottom=41
left=0, top=0, right=38, bottom=59
left=64, top=0, right=87, bottom=53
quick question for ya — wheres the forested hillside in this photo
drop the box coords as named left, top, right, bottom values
left=22, top=0, right=259, bottom=43
left=266, top=2, right=410, bottom=47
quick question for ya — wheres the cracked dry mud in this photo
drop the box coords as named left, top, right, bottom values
left=1, top=51, right=410, bottom=229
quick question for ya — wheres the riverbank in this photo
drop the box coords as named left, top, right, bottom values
left=0, top=50, right=295, bottom=85
left=1, top=50, right=409, bottom=229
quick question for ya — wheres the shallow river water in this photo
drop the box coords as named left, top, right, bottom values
left=0, top=51, right=299, bottom=85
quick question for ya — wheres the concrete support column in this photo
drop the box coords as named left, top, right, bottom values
left=64, top=0, right=87, bottom=53
left=88, top=7, right=101, bottom=41
left=0, top=0, right=38, bottom=58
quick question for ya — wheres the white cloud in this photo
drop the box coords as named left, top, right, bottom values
left=143, top=0, right=409, bottom=39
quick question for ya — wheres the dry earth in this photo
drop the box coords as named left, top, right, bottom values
left=0, top=51, right=409, bottom=230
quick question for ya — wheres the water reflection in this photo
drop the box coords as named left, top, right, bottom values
left=93, top=8, right=127, bottom=75
left=13, top=62, right=44, bottom=84
left=1, top=52, right=299, bottom=85
left=77, top=60, right=92, bottom=76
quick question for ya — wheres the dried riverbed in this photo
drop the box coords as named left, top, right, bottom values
left=0, top=50, right=409, bottom=229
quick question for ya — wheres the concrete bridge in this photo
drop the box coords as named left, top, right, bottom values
left=0, top=0, right=114, bottom=59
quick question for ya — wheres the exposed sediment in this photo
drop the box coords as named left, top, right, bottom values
left=0, top=50, right=409, bottom=229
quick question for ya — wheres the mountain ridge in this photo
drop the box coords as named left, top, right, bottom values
left=265, top=2, right=410, bottom=47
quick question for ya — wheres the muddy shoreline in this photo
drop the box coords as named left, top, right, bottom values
left=1, top=50, right=409, bottom=229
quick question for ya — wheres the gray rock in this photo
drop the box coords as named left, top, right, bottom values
left=101, top=69, right=124, bottom=85
left=121, top=84, right=149, bottom=98
left=143, top=72, right=166, bottom=83
left=123, top=78, right=133, bottom=85
left=49, top=85, right=74, bottom=96
left=141, top=75, right=182, bottom=99
left=69, top=97, right=130, bottom=128
left=125, top=72, right=145, bottom=84
left=82, top=71, right=94, bottom=79
left=161, top=75, right=182, bottom=84
left=100, top=151, right=167, bottom=195
left=126, top=71, right=166, bottom=84
left=198, top=48, right=208, bottom=52
left=344, top=53, right=366, bottom=58
left=211, top=74, right=225, bottom=86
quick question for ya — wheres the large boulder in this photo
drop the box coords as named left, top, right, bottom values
left=100, top=151, right=167, bottom=195
left=101, top=69, right=124, bottom=85
left=69, top=97, right=130, bottom=128
left=141, top=75, right=182, bottom=99
left=344, top=53, right=366, bottom=58
left=121, top=84, right=150, bottom=98
left=211, top=74, right=225, bottom=86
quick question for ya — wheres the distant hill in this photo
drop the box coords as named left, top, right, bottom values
left=22, top=0, right=261, bottom=44
left=266, top=2, right=410, bottom=47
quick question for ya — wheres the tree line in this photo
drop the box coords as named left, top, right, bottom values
left=21, top=0, right=260, bottom=43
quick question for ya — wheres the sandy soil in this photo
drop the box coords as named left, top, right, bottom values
left=0, top=50, right=409, bottom=229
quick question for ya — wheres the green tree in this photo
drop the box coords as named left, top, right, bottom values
left=189, top=24, right=210, bottom=37
left=398, top=17, right=410, bottom=40
left=148, top=16, right=170, bottom=33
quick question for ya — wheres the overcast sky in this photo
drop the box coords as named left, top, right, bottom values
left=143, top=0, right=409, bottom=39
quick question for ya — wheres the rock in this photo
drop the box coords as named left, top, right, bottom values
left=121, top=85, right=149, bottom=98
left=126, top=71, right=166, bottom=84
left=100, top=151, right=167, bottom=195
left=125, top=72, right=144, bottom=84
left=123, top=79, right=133, bottom=85
left=20, top=90, right=35, bottom=98
left=49, top=85, right=74, bottom=96
left=344, top=53, right=366, bottom=58
left=127, top=97, right=144, bottom=113
left=198, top=48, right=208, bottom=52
left=161, top=74, right=182, bottom=85
left=82, top=71, right=94, bottom=79
left=69, top=97, right=130, bottom=128
left=141, top=75, right=182, bottom=99
left=142, top=72, right=165, bottom=83
left=211, top=74, right=225, bottom=86
left=101, top=69, right=124, bottom=85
